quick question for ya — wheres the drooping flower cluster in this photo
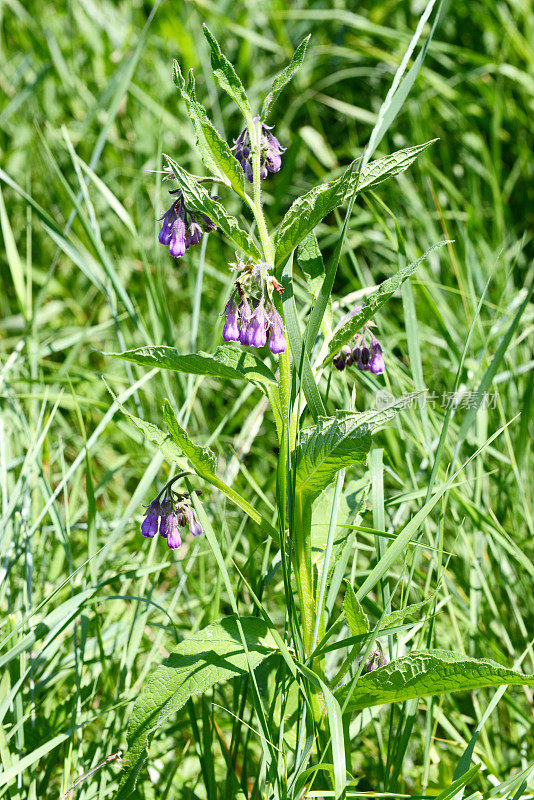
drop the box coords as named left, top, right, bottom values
left=158, top=189, right=216, bottom=258
left=222, top=259, right=287, bottom=354
left=333, top=311, right=385, bottom=375
left=232, top=119, right=285, bottom=182
left=359, top=647, right=388, bottom=674
left=141, top=489, right=203, bottom=550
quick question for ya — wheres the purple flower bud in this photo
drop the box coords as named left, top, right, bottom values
left=223, top=297, right=240, bottom=342
left=238, top=299, right=253, bottom=345
left=184, top=507, right=203, bottom=537
left=267, top=306, right=286, bottom=354
left=341, top=345, right=352, bottom=366
left=359, top=649, right=388, bottom=674
left=262, top=125, right=285, bottom=175
left=168, top=213, right=187, bottom=258
left=352, top=346, right=361, bottom=364
left=357, top=346, right=370, bottom=372
left=232, top=121, right=285, bottom=181
left=158, top=192, right=215, bottom=258
left=158, top=204, right=177, bottom=246
left=333, top=353, right=346, bottom=371
left=369, top=337, right=385, bottom=375
left=166, top=514, right=182, bottom=549
left=141, top=514, right=159, bottom=538
left=186, top=221, right=202, bottom=248
left=249, top=303, right=268, bottom=348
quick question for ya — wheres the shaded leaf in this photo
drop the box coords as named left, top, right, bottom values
left=336, top=650, right=534, bottom=713
left=116, top=617, right=276, bottom=797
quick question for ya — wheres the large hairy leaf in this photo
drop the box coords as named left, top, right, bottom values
left=172, top=63, right=247, bottom=199
left=336, top=650, right=534, bottom=713
left=274, top=141, right=435, bottom=267
left=165, top=155, right=261, bottom=260
left=116, top=617, right=276, bottom=797
left=202, top=25, right=252, bottom=120
left=105, top=345, right=277, bottom=391
left=324, top=240, right=449, bottom=362
left=261, top=35, right=311, bottom=120
left=295, top=409, right=395, bottom=501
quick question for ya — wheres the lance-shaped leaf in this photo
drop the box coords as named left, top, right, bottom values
left=324, top=240, right=449, bottom=363
left=116, top=617, right=276, bottom=798
left=172, top=62, right=247, bottom=199
left=165, top=155, right=262, bottom=260
left=202, top=25, right=252, bottom=120
left=343, top=581, right=370, bottom=636
left=274, top=141, right=436, bottom=268
left=295, top=410, right=381, bottom=501
left=162, top=400, right=278, bottom=540
left=261, top=35, right=311, bottom=121
left=336, top=650, right=534, bottom=713
left=105, top=345, right=277, bottom=391
left=379, top=592, right=437, bottom=631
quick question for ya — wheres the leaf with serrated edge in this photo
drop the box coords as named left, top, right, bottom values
left=295, top=411, right=374, bottom=501
left=172, top=62, right=247, bottom=199
left=105, top=346, right=277, bottom=389
left=275, top=141, right=435, bottom=268
left=165, top=155, right=261, bottom=260
left=336, top=650, right=534, bottom=713
left=261, top=35, right=311, bottom=120
left=162, top=400, right=278, bottom=540
left=116, top=617, right=276, bottom=797
left=343, top=581, right=370, bottom=636
left=324, top=240, right=449, bottom=363
left=202, top=25, right=251, bottom=120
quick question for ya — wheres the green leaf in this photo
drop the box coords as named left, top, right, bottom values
left=202, top=25, right=252, bottom=120
left=162, top=400, right=278, bottom=541
left=355, top=140, right=436, bottom=193
left=324, top=240, right=449, bottom=363
left=116, top=617, right=276, bottom=797
left=379, top=593, right=436, bottom=631
left=165, top=155, right=262, bottom=260
left=275, top=141, right=436, bottom=267
left=105, top=345, right=277, bottom=391
left=275, top=161, right=355, bottom=269
left=343, top=581, right=370, bottom=636
left=261, top=35, right=311, bottom=120
left=172, top=62, right=247, bottom=199
left=295, top=410, right=382, bottom=501
left=336, top=650, right=534, bottom=713
left=297, top=231, right=328, bottom=308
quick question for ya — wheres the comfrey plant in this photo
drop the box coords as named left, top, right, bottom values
left=109, top=26, right=534, bottom=800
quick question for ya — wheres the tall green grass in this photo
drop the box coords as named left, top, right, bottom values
left=0, top=0, right=532, bottom=798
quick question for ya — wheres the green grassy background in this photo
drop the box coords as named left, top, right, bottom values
left=0, top=0, right=533, bottom=797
